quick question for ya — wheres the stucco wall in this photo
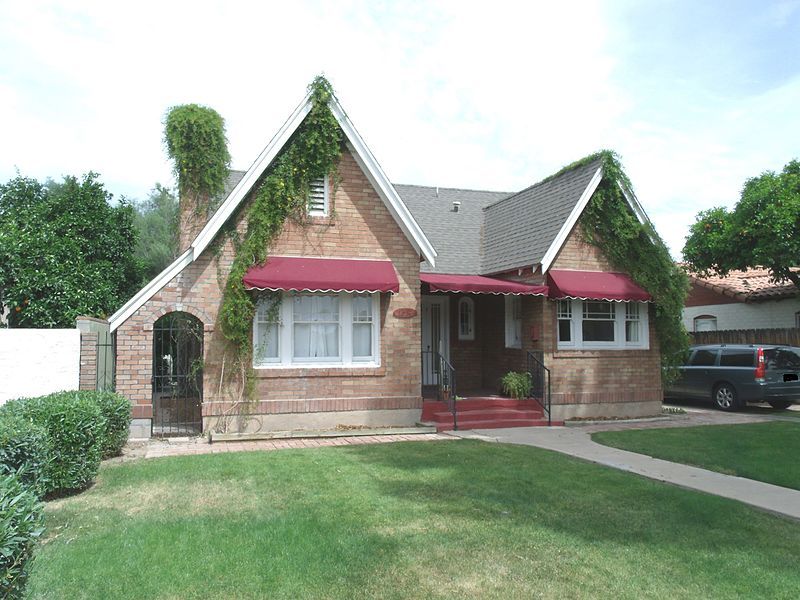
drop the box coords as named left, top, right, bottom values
left=683, top=298, right=800, bottom=331
left=0, top=329, right=80, bottom=403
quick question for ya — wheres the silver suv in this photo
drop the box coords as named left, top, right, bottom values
left=665, top=344, right=800, bottom=411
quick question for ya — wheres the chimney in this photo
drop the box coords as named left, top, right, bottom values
left=178, top=189, right=209, bottom=253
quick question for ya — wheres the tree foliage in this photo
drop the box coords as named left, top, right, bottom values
left=133, top=183, right=179, bottom=282
left=683, top=159, right=800, bottom=287
left=0, top=173, right=141, bottom=327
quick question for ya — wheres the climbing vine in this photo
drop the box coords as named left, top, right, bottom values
left=572, top=150, right=690, bottom=380
left=217, top=76, right=343, bottom=372
left=164, top=104, right=231, bottom=211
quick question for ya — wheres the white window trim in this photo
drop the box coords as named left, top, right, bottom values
left=458, top=297, right=475, bottom=341
left=253, top=291, right=381, bottom=368
left=308, top=175, right=330, bottom=217
left=504, top=295, right=522, bottom=349
left=556, top=299, right=649, bottom=350
left=693, top=314, right=717, bottom=333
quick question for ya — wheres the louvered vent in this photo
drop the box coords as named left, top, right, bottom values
left=308, top=177, right=327, bottom=216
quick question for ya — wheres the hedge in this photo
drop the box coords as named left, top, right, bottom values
left=1, top=392, right=107, bottom=495
left=91, top=391, right=132, bottom=458
left=0, top=473, right=44, bottom=599
left=0, top=415, right=50, bottom=498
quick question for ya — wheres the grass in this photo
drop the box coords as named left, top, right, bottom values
left=593, top=421, right=800, bottom=490
left=29, top=440, right=800, bottom=599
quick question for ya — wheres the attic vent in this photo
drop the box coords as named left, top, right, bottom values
left=308, top=176, right=328, bottom=216
left=452, top=201, right=461, bottom=213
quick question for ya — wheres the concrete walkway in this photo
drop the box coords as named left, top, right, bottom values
left=452, top=418, right=800, bottom=520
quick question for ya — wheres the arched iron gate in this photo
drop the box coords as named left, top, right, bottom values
left=151, top=312, right=203, bottom=436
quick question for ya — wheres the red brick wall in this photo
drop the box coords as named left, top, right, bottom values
left=78, top=332, right=98, bottom=391
left=115, top=149, right=421, bottom=429
left=545, top=224, right=662, bottom=412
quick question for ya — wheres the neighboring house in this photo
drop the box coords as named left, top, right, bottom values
left=109, top=88, right=663, bottom=438
left=684, top=268, right=800, bottom=332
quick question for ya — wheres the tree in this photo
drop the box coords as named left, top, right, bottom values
left=683, top=159, right=800, bottom=287
left=133, top=184, right=179, bottom=282
left=0, top=173, right=142, bottom=327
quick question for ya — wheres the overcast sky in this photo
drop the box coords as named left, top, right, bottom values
left=1, top=0, right=798, bottom=258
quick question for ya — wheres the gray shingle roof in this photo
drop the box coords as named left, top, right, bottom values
left=393, top=185, right=511, bottom=274
left=480, top=159, right=602, bottom=274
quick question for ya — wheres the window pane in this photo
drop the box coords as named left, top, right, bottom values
left=293, top=295, right=339, bottom=322
left=558, top=319, right=571, bottom=342
left=255, top=323, right=279, bottom=361
left=557, top=300, right=571, bottom=319
left=625, top=320, right=639, bottom=343
left=625, top=303, right=640, bottom=320
left=689, top=349, right=717, bottom=366
left=352, top=323, right=372, bottom=357
left=582, top=320, right=615, bottom=342
left=352, top=294, right=372, bottom=321
left=719, top=349, right=754, bottom=367
left=294, top=323, right=339, bottom=358
left=583, top=301, right=615, bottom=319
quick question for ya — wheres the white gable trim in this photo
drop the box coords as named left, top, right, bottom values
left=329, top=100, right=437, bottom=265
left=109, top=90, right=436, bottom=332
left=540, top=167, right=603, bottom=273
left=540, top=167, right=656, bottom=274
left=108, top=249, right=193, bottom=331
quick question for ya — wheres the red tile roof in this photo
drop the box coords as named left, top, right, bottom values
left=687, top=267, right=800, bottom=302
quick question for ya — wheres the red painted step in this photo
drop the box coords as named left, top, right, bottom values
left=421, top=398, right=560, bottom=432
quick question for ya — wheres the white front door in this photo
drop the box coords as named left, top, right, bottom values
left=421, top=296, right=449, bottom=385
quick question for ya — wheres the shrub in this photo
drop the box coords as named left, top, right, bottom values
left=500, top=371, right=532, bottom=399
left=0, top=415, right=50, bottom=498
left=1, top=392, right=106, bottom=495
left=90, top=391, right=132, bottom=458
left=0, top=473, right=44, bottom=599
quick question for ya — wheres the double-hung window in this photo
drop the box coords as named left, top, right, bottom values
left=254, top=291, right=380, bottom=367
left=556, top=299, right=648, bottom=350
left=505, top=296, right=522, bottom=348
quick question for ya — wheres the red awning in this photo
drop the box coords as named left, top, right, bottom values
left=243, top=256, right=399, bottom=294
left=421, top=273, right=549, bottom=296
left=547, top=269, right=651, bottom=302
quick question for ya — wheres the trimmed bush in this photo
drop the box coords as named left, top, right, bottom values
left=0, top=415, right=50, bottom=498
left=91, top=391, right=132, bottom=458
left=0, top=473, right=44, bottom=599
left=1, top=392, right=106, bottom=495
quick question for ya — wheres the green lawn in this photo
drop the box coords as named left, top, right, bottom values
left=30, top=440, right=800, bottom=599
left=593, top=421, right=800, bottom=490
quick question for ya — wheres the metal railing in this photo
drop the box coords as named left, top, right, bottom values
left=421, top=350, right=458, bottom=430
left=527, top=350, right=551, bottom=425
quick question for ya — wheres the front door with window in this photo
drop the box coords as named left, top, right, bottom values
left=421, top=296, right=449, bottom=385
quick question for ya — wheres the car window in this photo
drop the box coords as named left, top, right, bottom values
left=764, top=348, right=800, bottom=370
left=689, top=349, right=717, bottom=366
left=719, top=349, right=755, bottom=367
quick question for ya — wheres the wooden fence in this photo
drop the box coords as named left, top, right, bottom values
left=689, top=328, right=800, bottom=346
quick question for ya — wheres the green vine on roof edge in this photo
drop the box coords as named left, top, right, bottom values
left=575, top=150, right=690, bottom=381
left=217, top=76, right=343, bottom=382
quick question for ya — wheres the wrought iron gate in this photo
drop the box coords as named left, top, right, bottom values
left=152, top=312, right=203, bottom=437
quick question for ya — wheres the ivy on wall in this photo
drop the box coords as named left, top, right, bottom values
left=217, top=76, right=343, bottom=370
left=571, top=150, right=690, bottom=379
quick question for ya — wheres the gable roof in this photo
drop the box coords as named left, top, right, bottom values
left=481, top=159, right=603, bottom=275
left=688, top=267, right=800, bottom=302
left=394, top=185, right=510, bottom=274
left=109, top=91, right=436, bottom=332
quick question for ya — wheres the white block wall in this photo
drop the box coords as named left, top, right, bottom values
left=683, top=298, right=800, bottom=332
left=0, top=329, right=81, bottom=403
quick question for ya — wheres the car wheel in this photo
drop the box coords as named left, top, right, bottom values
left=767, top=400, right=793, bottom=410
left=713, top=383, right=740, bottom=411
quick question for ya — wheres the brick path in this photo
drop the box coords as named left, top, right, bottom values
left=114, top=433, right=453, bottom=462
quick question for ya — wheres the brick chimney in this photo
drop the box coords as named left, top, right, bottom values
left=177, top=189, right=209, bottom=253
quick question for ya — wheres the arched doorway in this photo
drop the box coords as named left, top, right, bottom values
left=152, top=312, right=204, bottom=436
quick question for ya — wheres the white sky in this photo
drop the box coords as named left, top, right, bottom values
left=1, top=0, right=799, bottom=258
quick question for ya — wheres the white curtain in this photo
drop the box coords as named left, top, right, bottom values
left=293, top=295, right=340, bottom=358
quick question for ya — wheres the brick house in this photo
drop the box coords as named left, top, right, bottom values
left=109, top=89, right=663, bottom=438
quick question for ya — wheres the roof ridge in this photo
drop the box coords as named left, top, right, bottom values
left=483, top=157, right=602, bottom=211
left=393, top=183, right=511, bottom=195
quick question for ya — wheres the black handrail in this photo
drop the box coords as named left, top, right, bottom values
left=527, top=350, right=551, bottom=426
left=421, top=350, right=458, bottom=430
